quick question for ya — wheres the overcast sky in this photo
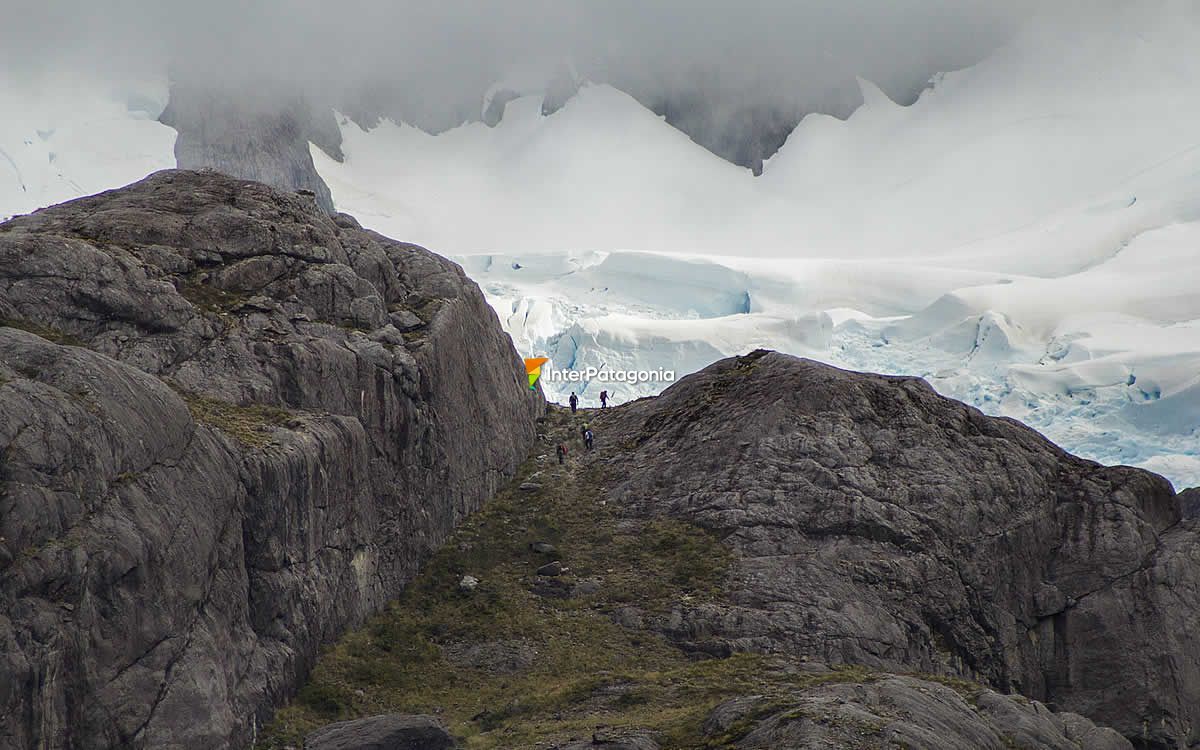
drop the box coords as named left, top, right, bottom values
left=3, top=1, right=1041, bottom=127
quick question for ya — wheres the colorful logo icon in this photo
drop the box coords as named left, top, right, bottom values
left=524, top=357, right=549, bottom=390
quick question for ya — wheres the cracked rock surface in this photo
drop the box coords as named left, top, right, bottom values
left=0, top=170, right=540, bottom=749
left=703, top=675, right=1132, bottom=750
left=589, top=350, right=1200, bottom=749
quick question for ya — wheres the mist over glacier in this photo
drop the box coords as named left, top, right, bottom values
left=318, top=1, right=1200, bottom=488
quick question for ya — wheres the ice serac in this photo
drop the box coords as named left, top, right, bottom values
left=0, top=170, right=540, bottom=749
left=591, top=350, right=1200, bottom=749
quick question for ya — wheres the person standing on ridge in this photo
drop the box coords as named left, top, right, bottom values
left=556, top=442, right=568, bottom=465
left=569, top=391, right=578, bottom=413
left=600, top=390, right=609, bottom=409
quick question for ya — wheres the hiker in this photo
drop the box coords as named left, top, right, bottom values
left=569, top=391, right=578, bottom=413
left=584, top=428, right=594, bottom=451
left=556, top=442, right=568, bottom=465
left=580, top=423, right=589, bottom=441
left=599, top=390, right=608, bottom=409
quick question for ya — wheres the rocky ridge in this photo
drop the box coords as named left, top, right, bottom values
left=589, top=350, right=1200, bottom=748
left=0, top=170, right=539, bottom=749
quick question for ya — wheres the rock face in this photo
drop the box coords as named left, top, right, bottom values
left=705, top=675, right=1133, bottom=750
left=304, top=714, right=456, bottom=750
left=590, top=350, right=1200, bottom=749
left=1180, top=488, right=1200, bottom=520
left=0, top=171, right=540, bottom=749
left=160, top=84, right=343, bottom=214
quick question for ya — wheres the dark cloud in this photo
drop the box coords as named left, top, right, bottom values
left=1, top=0, right=1040, bottom=134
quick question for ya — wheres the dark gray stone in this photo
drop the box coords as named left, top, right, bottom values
left=1179, top=487, right=1200, bottom=519
left=530, top=578, right=573, bottom=599
left=305, top=714, right=455, bottom=750
left=571, top=579, right=602, bottom=598
left=0, top=170, right=540, bottom=749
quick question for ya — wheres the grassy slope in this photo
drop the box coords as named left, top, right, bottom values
left=255, top=406, right=876, bottom=748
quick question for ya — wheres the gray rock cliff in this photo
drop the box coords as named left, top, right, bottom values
left=588, top=350, right=1200, bottom=749
left=0, top=170, right=539, bottom=749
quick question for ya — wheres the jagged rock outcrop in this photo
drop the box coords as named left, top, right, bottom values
left=160, top=84, right=343, bottom=214
left=589, top=350, right=1200, bottom=749
left=0, top=170, right=540, bottom=749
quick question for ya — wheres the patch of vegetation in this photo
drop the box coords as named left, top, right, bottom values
left=700, top=350, right=768, bottom=404
left=404, top=295, right=445, bottom=324
left=256, top=409, right=861, bottom=750
left=177, top=392, right=294, bottom=448
left=15, top=525, right=89, bottom=563
left=907, top=672, right=988, bottom=706
left=178, top=278, right=249, bottom=315
left=0, top=317, right=83, bottom=346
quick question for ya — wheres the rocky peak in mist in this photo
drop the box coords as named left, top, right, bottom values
left=160, top=82, right=345, bottom=213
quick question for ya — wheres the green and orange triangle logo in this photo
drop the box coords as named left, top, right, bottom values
left=524, top=358, right=549, bottom=390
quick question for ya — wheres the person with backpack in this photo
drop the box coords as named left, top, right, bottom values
left=569, top=391, right=578, bottom=413
left=599, top=390, right=609, bottom=409
left=584, top=428, right=594, bottom=451
left=556, top=443, right=568, bottom=464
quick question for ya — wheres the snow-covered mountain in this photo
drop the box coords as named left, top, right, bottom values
left=0, top=73, right=175, bottom=221
left=315, top=1, right=1200, bottom=488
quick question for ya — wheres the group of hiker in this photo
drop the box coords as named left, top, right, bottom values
left=567, top=389, right=609, bottom=413
left=557, top=389, right=605, bottom=464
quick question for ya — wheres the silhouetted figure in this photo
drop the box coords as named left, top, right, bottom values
left=556, top=443, right=568, bottom=464
left=600, top=390, right=608, bottom=408
left=569, top=392, right=578, bottom=413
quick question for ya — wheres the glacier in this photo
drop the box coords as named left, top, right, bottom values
left=313, top=1, right=1200, bottom=489
left=0, top=72, right=175, bottom=221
